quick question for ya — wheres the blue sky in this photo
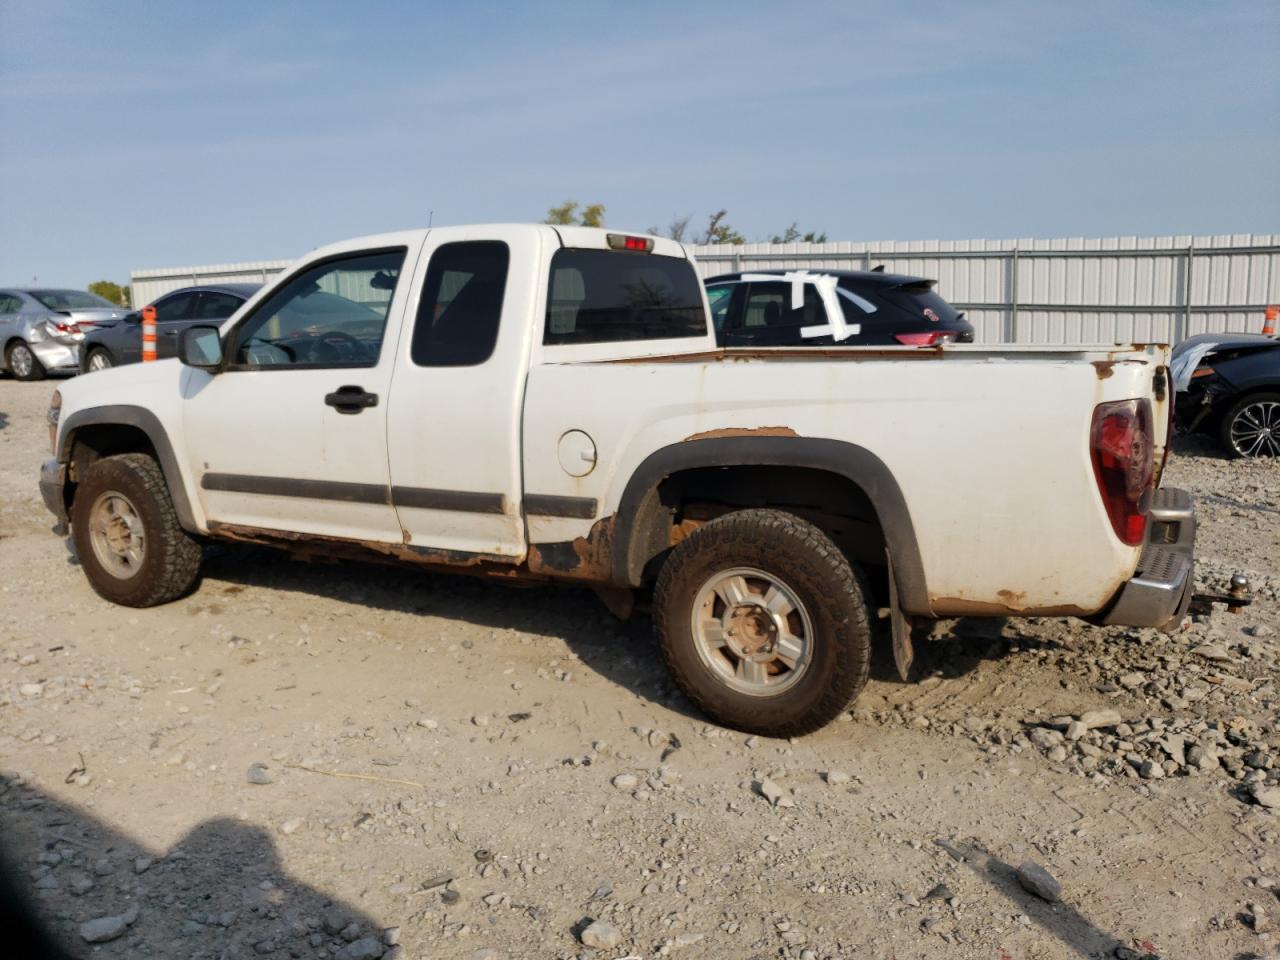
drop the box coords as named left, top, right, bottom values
left=2, top=0, right=1277, bottom=288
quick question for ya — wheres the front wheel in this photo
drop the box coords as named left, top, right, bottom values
left=71, top=453, right=203, bottom=606
left=653, top=508, right=873, bottom=737
left=7, top=341, right=46, bottom=381
left=1220, top=391, right=1280, bottom=458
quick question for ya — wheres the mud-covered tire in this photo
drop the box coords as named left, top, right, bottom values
left=1218, top=391, right=1280, bottom=459
left=653, top=508, right=873, bottom=737
left=6, top=341, right=45, bottom=381
left=71, top=453, right=202, bottom=606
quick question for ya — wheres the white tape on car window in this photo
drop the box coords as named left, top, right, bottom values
left=740, top=271, right=862, bottom=342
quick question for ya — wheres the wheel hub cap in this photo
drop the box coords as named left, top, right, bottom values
left=88, top=491, right=146, bottom=579
left=692, top=567, right=813, bottom=696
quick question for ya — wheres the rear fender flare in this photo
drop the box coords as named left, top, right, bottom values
left=611, top=436, right=930, bottom=615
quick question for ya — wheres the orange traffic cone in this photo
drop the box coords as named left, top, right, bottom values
left=1264, top=305, right=1278, bottom=337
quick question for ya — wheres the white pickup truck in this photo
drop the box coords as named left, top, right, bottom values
left=41, top=224, right=1194, bottom=735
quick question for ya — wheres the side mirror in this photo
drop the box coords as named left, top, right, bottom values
left=123, top=311, right=140, bottom=324
left=179, top=326, right=224, bottom=371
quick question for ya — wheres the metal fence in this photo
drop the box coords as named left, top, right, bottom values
left=132, top=233, right=1280, bottom=345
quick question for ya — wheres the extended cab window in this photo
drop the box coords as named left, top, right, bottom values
left=229, top=250, right=405, bottom=368
left=411, top=241, right=509, bottom=366
left=544, top=249, right=705, bottom=345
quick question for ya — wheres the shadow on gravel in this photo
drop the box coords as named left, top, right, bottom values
left=0, top=772, right=387, bottom=959
left=936, top=838, right=1148, bottom=960
left=869, top=616, right=1031, bottom=685
left=200, top=545, right=705, bottom=724
left=0, top=410, right=9, bottom=431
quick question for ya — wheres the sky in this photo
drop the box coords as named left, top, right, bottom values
left=1, top=0, right=1277, bottom=289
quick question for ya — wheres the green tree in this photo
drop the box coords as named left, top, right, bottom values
left=769, top=222, right=827, bottom=244
left=544, top=200, right=606, bottom=227
left=89, top=281, right=131, bottom=306
left=698, top=210, right=745, bottom=245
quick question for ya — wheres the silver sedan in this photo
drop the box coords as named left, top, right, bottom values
left=0, top=288, right=128, bottom=380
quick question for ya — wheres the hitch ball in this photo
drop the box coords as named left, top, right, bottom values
left=1228, top=574, right=1249, bottom=614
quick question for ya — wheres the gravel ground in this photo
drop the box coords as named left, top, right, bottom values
left=1, top=375, right=1278, bottom=960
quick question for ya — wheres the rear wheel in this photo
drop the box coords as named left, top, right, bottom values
left=654, top=508, right=873, bottom=737
left=1220, top=392, right=1280, bottom=458
left=71, top=453, right=203, bottom=606
left=86, top=348, right=114, bottom=372
left=7, top=341, right=45, bottom=381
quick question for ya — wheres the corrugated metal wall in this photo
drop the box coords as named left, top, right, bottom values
left=130, top=260, right=293, bottom=308
left=132, top=233, right=1279, bottom=344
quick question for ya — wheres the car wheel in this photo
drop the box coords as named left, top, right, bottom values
left=70, top=453, right=203, bottom=607
left=653, top=508, right=873, bottom=737
left=1220, top=391, right=1280, bottom=458
left=6, top=341, right=46, bottom=381
left=86, top=348, right=114, bottom=372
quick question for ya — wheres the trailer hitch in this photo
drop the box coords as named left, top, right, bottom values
left=1189, top=574, right=1251, bottom=616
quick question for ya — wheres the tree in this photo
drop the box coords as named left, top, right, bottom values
left=769, top=222, right=827, bottom=244
left=89, top=281, right=130, bottom=307
left=697, top=210, right=745, bottom=245
left=544, top=200, right=606, bottom=227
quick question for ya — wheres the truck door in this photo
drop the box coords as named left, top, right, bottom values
left=182, top=246, right=412, bottom=543
left=386, top=226, right=538, bottom=559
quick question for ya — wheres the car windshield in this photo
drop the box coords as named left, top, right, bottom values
left=31, top=289, right=117, bottom=310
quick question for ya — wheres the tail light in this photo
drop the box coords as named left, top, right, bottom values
left=1090, top=399, right=1154, bottom=546
left=894, top=331, right=957, bottom=345
left=45, top=319, right=81, bottom=336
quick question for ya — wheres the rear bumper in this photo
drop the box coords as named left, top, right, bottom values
left=1099, top=487, right=1195, bottom=630
left=32, top=340, right=80, bottom=371
left=40, top=458, right=68, bottom=527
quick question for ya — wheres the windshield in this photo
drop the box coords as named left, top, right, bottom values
left=31, top=289, right=117, bottom=310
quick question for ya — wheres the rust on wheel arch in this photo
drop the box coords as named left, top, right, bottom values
left=683, top=426, right=798, bottom=442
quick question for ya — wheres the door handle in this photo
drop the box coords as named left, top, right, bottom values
left=324, top=385, right=378, bottom=414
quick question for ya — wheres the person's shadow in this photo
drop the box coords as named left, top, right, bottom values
left=0, top=773, right=391, bottom=959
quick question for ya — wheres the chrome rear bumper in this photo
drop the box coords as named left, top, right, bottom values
left=1100, top=487, right=1195, bottom=631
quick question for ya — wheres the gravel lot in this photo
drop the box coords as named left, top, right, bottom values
left=1, top=374, right=1278, bottom=960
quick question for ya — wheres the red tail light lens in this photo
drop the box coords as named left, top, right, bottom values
left=1090, top=399, right=1154, bottom=546
left=894, top=331, right=956, bottom=345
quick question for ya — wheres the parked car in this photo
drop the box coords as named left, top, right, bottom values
left=1172, top=332, right=1280, bottom=458
left=43, top=224, right=1189, bottom=736
left=79, top=283, right=260, bottom=372
left=704, top=269, right=975, bottom=347
left=0, top=288, right=127, bottom=380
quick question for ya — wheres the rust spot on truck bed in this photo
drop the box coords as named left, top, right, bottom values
left=683, top=426, right=798, bottom=442
left=932, top=596, right=1093, bottom=618
left=603, top=346, right=945, bottom=364
left=1092, top=360, right=1116, bottom=379
left=526, top=515, right=617, bottom=582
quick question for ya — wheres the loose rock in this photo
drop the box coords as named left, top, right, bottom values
left=1016, top=861, right=1062, bottom=902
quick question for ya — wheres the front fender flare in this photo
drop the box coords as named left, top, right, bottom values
left=59, top=404, right=198, bottom=532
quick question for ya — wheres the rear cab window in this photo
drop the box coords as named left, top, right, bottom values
left=543, top=249, right=706, bottom=346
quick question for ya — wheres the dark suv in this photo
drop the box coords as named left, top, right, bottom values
left=705, top=270, right=974, bottom=347
left=79, top=283, right=260, bottom=372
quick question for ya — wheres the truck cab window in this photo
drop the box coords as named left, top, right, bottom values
left=411, top=241, right=509, bottom=366
left=229, top=250, right=405, bottom=368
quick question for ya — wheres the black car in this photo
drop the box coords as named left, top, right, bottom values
left=79, top=283, right=260, bottom=372
left=1172, top=332, right=1280, bottom=458
left=704, top=270, right=975, bottom=347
